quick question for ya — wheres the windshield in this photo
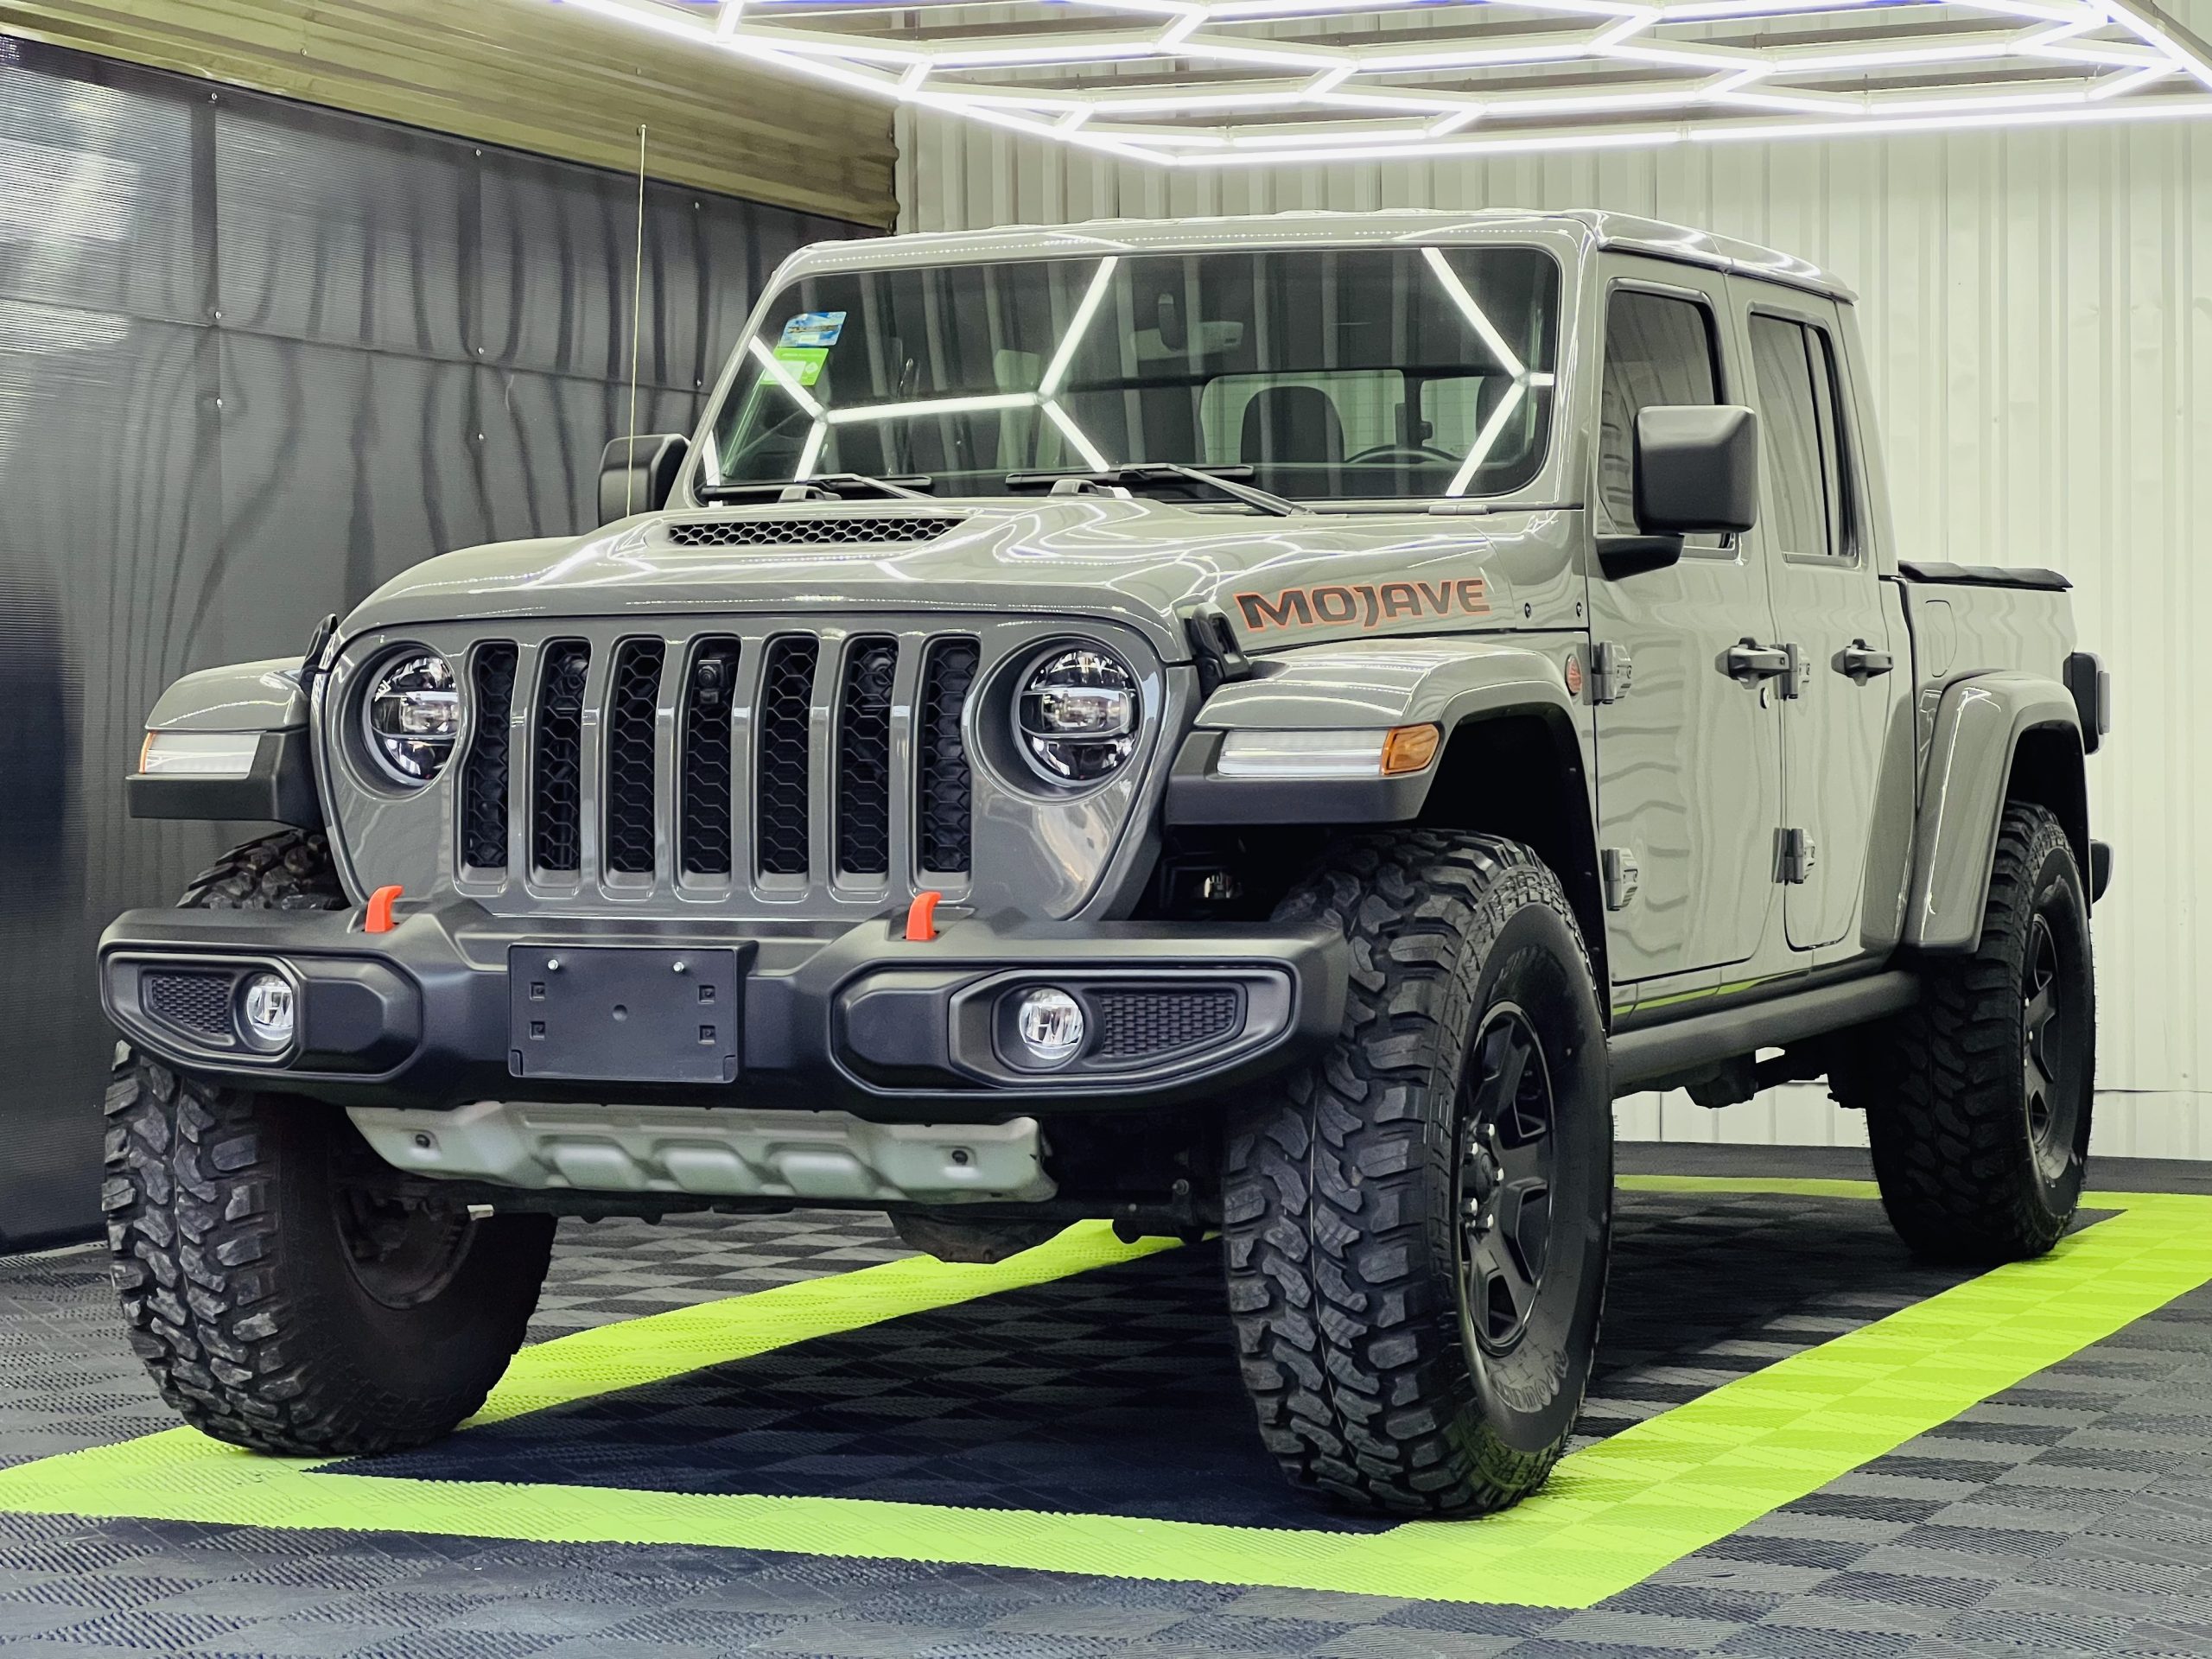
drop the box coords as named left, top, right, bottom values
left=702, top=245, right=1560, bottom=503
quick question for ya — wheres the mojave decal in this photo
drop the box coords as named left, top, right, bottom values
left=1233, top=575, right=1491, bottom=633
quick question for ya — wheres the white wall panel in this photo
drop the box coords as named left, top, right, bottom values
left=896, top=111, right=2212, bottom=1157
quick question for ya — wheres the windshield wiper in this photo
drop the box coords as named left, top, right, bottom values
left=1005, top=463, right=1305, bottom=518
left=697, top=473, right=934, bottom=504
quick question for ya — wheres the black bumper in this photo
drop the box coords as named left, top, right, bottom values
left=98, top=902, right=1346, bottom=1117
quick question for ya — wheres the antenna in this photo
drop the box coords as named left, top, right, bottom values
left=625, top=123, right=648, bottom=517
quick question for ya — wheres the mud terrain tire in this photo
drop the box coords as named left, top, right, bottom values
left=1224, top=831, right=1611, bottom=1516
left=104, top=831, right=555, bottom=1456
left=1840, top=803, right=2094, bottom=1262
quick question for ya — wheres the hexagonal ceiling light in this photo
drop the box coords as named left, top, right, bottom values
left=555, top=0, right=2212, bottom=162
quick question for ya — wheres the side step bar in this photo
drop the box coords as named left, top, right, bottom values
left=1608, top=970, right=1920, bottom=1095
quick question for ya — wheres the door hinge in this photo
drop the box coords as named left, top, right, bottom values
left=1776, top=827, right=1815, bottom=885
left=1601, top=846, right=1641, bottom=911
left=1590, top=641, right=1632, bottom=704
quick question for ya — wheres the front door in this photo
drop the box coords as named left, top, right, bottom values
left=1736, top=290, right=1896, bottom=952
left=1588, top=264, right=1783, bottom=989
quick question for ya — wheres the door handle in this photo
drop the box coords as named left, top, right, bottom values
left=1725, top=639, right=1791, bottom=684
left=1837, top=639, right=1894, bottom=683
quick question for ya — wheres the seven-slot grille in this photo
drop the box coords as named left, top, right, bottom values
left=461, top=631, right=980, bottom=890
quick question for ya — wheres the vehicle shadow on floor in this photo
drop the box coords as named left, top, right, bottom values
left=343, top=1188, right=1978, bottom=1532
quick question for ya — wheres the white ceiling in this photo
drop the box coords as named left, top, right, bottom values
left=562, top=0, right=2212, bottom=164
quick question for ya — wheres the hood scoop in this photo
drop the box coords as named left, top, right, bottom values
left=665, top=514, right=967, bottom=550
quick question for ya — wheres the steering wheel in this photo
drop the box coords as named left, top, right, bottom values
left=1343, top=442, right=1461, bottom=467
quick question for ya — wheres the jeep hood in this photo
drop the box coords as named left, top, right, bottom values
left=340, top=497, right=1581, bottom=661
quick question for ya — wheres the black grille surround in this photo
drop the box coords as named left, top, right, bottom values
left=836, top=638, right=898, bottom=880
left=917, top=639, right=978, bottom=875
left=1091, top=987, right=1243, bottom=1062
left=665, top=515, right=963, bottom=549
left=531, top=642, right=590, bottom=874
left=142, top=970, right=236, bottom=1044
left=755, top=637, right=818, bottom=880
left=604, top=640, right=664, bottom=876
left=461, top=644, right=518, bottom=869
left=678, top=639, right=741, bottom=877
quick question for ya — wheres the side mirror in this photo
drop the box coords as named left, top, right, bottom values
left=597, top=433, right=690, bottom=525
left=1636, top=404, right=1759, bottom=535
left=1600, top=404, right=1761, bottom=578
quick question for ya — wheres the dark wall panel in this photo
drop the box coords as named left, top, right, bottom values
left=215, top=102, right=477, bottom=360
left=0, top=35, right=867, bottom=1252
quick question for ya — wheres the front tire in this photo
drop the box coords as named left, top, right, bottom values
left=1224, top=832, right=1611, bottom=1516
left=104, top=831, right=555, bottom=1456
left=1840, top=802, right=2095, bottom=1262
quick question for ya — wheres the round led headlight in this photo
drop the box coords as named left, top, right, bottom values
left=362, top=651, right=459, bottom=786
left=1015, top=646, right=1138, bottom=785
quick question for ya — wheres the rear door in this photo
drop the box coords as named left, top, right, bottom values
left=1589, top=264, right=1784, bottom=988
left=1738, top=289, right=1896, bottom=952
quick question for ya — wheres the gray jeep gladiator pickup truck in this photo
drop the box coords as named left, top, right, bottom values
left=101, top=208, right=2110, bottom=1517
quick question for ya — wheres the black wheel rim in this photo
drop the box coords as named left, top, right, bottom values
left=336, top=1189, right=474, bottom=1310
left=1453, top=1005, right=1556, bottom=1356
left=2023, top=912, right=2079, bottom=1181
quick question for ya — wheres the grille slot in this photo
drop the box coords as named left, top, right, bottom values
left=836, top=637, right=898, bottom=880
left=531, top=641, right=591, bottom=874
left=461, top=644, right=518, bottom=869
left=678, top=639, right=741, bottom=877
left=756, top=637, right=819, bottom=879
left=917, top=639, right=978, bottom=875
left=1090, top=988, right=1242, bottom=1061
left=604, top=640, right=664, bottom=876
left=143, top=971, right=235, bottom=1043
left=666, top=515, right=963, bottom=549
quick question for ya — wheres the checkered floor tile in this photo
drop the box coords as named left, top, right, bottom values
left=2, top=1147, right=2209, bottom=1657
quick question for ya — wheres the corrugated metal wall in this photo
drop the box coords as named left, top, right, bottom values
left=0, top=35, right=866, bottom=1250
left=896, top=107, right=2212, bottom=1158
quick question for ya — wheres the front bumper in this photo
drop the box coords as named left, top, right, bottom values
left=98, top=901, right=1345, bottom=1117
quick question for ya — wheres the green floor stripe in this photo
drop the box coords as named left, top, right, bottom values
left=3, top=1186, right=2208, bottom=1605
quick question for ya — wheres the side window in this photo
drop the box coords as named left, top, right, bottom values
left=1749, top=313, right=1853, bottom=562
left=1599, top=289, right=1719, bottom=531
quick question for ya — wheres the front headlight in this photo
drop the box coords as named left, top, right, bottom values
left=1015, top=646, right=1139, bottom=785
left=362, top=652, right=459, bottom=785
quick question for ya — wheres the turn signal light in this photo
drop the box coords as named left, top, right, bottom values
left=1381, top=723, right=1442, bottom=775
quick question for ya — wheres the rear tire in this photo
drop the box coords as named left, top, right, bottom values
left=1837, top=802, right=2095, bottom=1262
left=1223, top=831, right=1611, bottom=1516
left=104, top=830, right=556, bottom=1456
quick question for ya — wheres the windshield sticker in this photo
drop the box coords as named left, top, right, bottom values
left=772, top=344, right=830, bottom=387
left=779, top=311, right=846, bottom=348
left=1235, top=577, right=1491, bottom=633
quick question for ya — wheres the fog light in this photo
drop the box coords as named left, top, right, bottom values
left=1015, top=988, right=1085, bottom=1066
left=238, top=972, right=296, bottom=1051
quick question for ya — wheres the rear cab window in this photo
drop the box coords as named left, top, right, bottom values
left=1748, top=312, right=1856, bottom=563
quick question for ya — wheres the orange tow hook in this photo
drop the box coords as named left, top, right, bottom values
left=365, top=884, right=404, bottom=934
left=905, top=889, right=944, bottom=942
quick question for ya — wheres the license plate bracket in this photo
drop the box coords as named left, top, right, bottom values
left=508, top=945, right=744, bottom=1084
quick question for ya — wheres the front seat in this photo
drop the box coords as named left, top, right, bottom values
left=1241, top=385, right=1344, bottom=466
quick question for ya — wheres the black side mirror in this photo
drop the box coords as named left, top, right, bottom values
left=1599, top=404, right=1760, bottom=578
left=597, top=433, right=690, bottom=525
left=1637, top=404, right=1759, bottom=534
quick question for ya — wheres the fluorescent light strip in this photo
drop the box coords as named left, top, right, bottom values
left=550, top=0, right=2212, bottom=168
left=826, top=391, right=1038, bottom=424
left=1042, top=400, right=1112, bottom=470
left=793, top=420, right=827, bottom=481
left=1446, top=379, right=1529, bottom=498
left=748, top=336, right=823, bottom=418
left=1421, top=245, right=1527, bottom=378
left=1039, top=257, right=1120, bottom=396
